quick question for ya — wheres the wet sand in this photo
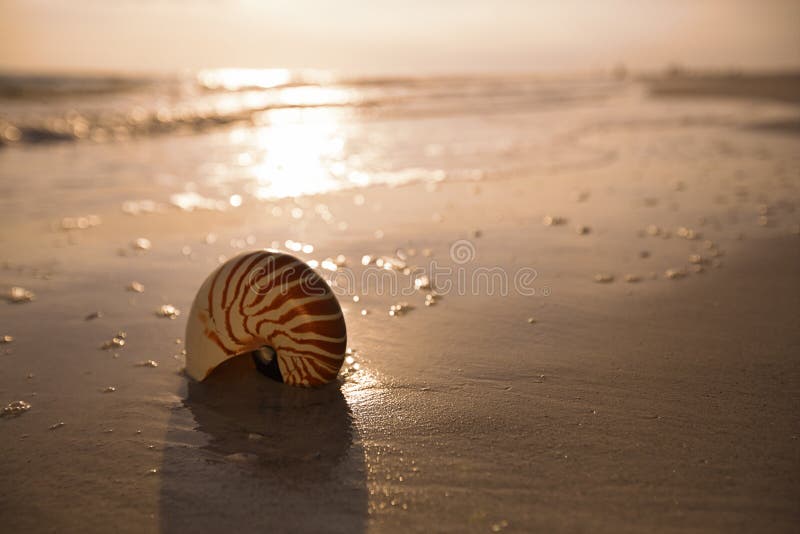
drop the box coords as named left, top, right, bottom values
left=1, top=89, right=800, bottom=532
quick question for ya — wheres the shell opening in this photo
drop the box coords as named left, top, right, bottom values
left=250, top=346, right=283, bottom=383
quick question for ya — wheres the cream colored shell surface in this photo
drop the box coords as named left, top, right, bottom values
left=185, top=250, right=347, bottom=386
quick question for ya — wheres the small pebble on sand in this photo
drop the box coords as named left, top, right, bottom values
left=127, top=281, right=145, bottom=293
left=543, top=215, right=567, bottom=227
left=1, top=335, right=13, bottom=344
left=49, top=422, right=65, bottom=430
left=103, top=386, right=116, bottom=393
left=101, top=333, right=126, bottom=350
left=138, top=360, right=158, bottom=368
left=389, top=302, right=413, bottom=316
left=85, top=311, right=103, bottom=321
left=639, top=250, right=651, bottom=259
left=60, top=215, right=101, bottom=231
left=575, top=225, right=590, bottom=235
left=7, top=286, right=35, bottom=303
left=664, top=268, right=687, bottom=280
left=527, top=317, right=536, bottom=324
left=490, top=520, right=510, bottom=532
left=1, top=400, right=31, bottom=417
left=132, top=237, right=152, bottom=251
left=156, top=304, right=181, bottom=319
left=424, top=293, right=439, bottom=307
left=594, top=273, right=615, bottom=283
left=624, top=274, right=641, bottom=283
left=646, top=224, right=661, bottom=236
left=676, top=227, right=698, bottom=240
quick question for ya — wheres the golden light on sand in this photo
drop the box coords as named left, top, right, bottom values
left=340, top=367, right=382, bottom=409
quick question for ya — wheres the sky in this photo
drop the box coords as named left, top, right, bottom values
left=1, top=0, right=798, bottom=75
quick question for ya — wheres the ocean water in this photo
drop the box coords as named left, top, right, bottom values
left=0, top=69, right=632, bottom=219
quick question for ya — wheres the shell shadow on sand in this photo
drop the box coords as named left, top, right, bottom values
left=159, top=355, right=367, bottom=533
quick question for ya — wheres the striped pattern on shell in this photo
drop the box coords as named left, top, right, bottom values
left=185, top=250, right=347, bottom=386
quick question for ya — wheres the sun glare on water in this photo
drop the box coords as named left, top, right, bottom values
left=247, top=108, right=353, bottom=200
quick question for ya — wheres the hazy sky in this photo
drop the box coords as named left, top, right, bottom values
left=1, top=0, right=798, bottom=74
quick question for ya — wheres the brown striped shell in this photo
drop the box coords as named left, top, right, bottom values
left=185, top=250, right=347, bottom=386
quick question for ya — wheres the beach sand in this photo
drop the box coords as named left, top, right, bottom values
left=1, top=76, right=799, bottom=533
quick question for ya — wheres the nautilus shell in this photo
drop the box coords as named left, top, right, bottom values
left=185, top=250, right=347, bottom=386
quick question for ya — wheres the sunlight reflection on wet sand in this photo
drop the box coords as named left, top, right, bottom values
left=249, top=108, right=352, bottom=199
